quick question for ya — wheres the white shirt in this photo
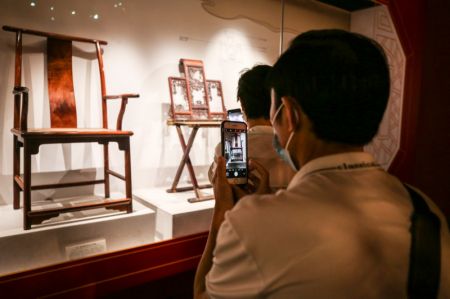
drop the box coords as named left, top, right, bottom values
left=206, top=152, right=450, bottom=299
left=209, top=125, right=295, bottom=190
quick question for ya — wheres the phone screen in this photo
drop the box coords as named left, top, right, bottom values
left=227, top=109, right=244, bottom=122
left=222, top=122, right=247, bottom=184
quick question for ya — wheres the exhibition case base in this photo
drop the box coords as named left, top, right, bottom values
left=134, top=187, right=214, bottom=241
left=0, top=194, right=155, bottom=276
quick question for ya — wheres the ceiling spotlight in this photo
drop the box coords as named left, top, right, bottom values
left=71, top=10, right=76, bottom=15
left=92, top=14, right=99, bottom=20
left=50, top=6, right=54, bottom=11
left=30, top=1, right=36, bottom=7
left=51, top=16, right=55, bottom=21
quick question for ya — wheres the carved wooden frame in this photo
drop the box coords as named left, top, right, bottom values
left=168, top=77, right=192, bottom=118
left=180, top=59, right=210, bottom=111
left=206, top=80, right=226, bottom=118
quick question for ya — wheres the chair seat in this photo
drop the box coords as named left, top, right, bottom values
left=11, top=128, right=133, bottom=138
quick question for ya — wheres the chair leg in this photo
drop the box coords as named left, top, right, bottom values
left=124, top=139, right=132, bottom=213
left=13, top=136, right=21, bottom=210
left=23, top=141, right=32, bottom=230
left=103, top=143, right=110, bottom=198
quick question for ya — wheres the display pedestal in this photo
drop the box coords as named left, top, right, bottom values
left=134, top=187, right=214, bottom=241
left=0, top=194, right=155, bottom=276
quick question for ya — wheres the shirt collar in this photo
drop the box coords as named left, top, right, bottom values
left=248, top=125, right=273, bottom=134
left=288, top=152, right=380, bottom=189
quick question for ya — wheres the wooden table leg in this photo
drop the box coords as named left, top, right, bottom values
left=23, top=140, right=32, bottom=230
left=187, top=191, right=214, bottom=203
left=168, top=125, right=199, bottom=192
left=167, top=124, right=214, bottom=203
left=168, top=184, right=212, bottom=193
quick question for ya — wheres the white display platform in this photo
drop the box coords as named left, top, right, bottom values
left=0, top=194, right=155, bottom=276
left=134, top=187, right=214, bottom=241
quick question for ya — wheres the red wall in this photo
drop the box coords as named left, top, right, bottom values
left=412, top=0, right=450, bottom=219
left=388, top=0, right=450, bottom=219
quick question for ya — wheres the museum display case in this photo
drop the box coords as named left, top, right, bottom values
left=3, top=0, right=447, bottom=297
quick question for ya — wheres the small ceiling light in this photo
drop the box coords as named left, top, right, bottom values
left=118, top=2, right=122, bottom=6
left=92, top=14, right=99, bottom=20
left=71, top=10, right=76, bottom=15
left=50, top=6, right=54, bottom=11
left=30, top=1, right=36, bottom=7
left=51, top=16, right=55, bottom=21
left=114, top=4, right=118, bottom=8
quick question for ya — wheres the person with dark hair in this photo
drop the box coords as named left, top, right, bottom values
left=237, top=65, right=272, bottom=120
left=195, top=29, right=450, bottom=299
left=208, top=64, right=295, bottom=190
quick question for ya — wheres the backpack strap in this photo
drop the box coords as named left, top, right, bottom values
left=404, top=184, right=441, bottom=299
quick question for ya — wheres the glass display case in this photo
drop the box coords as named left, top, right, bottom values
left=0, top=0, right=415, bottom=296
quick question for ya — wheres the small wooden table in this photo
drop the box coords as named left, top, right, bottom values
left=166, top=119, right=222, bottom=203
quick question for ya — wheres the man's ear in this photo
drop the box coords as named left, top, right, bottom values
left=281, top=96, right=301, bottom=132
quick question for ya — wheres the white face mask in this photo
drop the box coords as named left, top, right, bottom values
left=271, top=103, right=299, bottom=172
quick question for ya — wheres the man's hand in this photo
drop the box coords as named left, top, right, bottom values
left=194, top=158, right=270, bottom=299
left=224, top=159, right=271, bottom=203
left=211, top=156, right=235, bottom=229
left=211, top=157, right=271, bottom=218
left=248, top=159, right=271, bottom=194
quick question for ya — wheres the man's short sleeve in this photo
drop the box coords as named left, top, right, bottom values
left=206, top=217, right=264, bottom=299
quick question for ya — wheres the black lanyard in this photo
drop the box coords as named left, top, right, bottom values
left=304, top=165, right=441, bottom=297
left=404, top=184, right=441, bottom=299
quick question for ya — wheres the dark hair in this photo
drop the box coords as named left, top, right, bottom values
left=269, top=29, right=390, bottom=146
left=237, top=64, right=272, bottom=120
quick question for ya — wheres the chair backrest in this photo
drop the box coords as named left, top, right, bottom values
left=47, top=38, right=77, bottom=127
left=3, top=25, right=109, bottom=129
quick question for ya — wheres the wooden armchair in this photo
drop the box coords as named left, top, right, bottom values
left=3, top=25, right=139, bottom=230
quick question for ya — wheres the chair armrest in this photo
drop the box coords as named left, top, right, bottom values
left=103, top=94, right=140, bottom=130
left=103, top=94, right=139, bottom=100
left=12, top=86, right=30, bottom=130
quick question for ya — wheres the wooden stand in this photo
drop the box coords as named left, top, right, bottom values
left=166, top=119, right=222, bottom=203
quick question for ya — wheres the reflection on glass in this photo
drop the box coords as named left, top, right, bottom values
left=0, top=0, right=399, bottom=280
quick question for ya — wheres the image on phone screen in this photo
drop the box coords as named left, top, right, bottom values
left=223, top=126, right=247, bottom=182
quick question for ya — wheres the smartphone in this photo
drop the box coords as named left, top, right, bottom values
left=221, top=121, right=248, bottom=185
left=227, top=108, right=244, bottom=122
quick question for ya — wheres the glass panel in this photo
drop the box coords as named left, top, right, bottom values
left=0, top=0, right=403, bottom=277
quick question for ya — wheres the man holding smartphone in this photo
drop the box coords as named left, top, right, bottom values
left=195, top=30, right=450, bottom=298
left=208, top=65, right=295, bottom=191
